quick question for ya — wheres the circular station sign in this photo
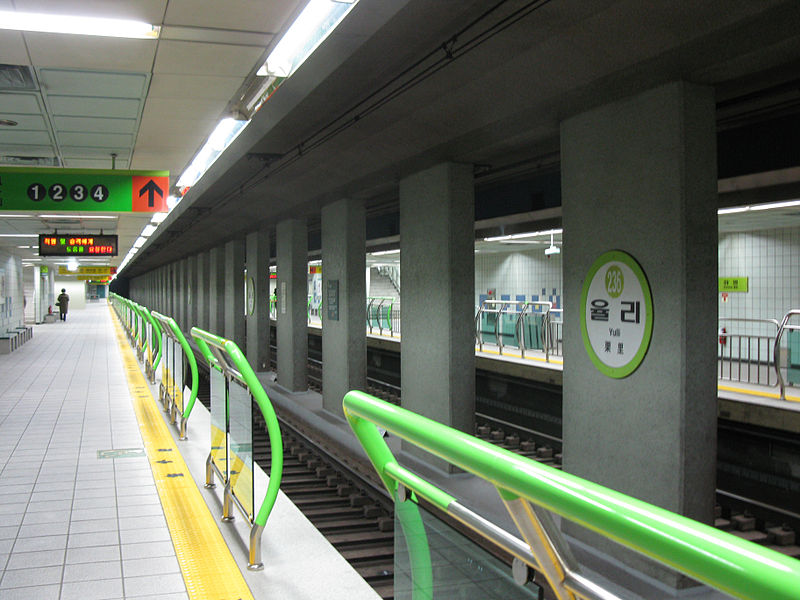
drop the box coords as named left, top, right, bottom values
left=580, top=250, right=653, bottom=378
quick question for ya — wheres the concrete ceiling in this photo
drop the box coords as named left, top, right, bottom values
left=0, top=0, right=304, bottom=267
left=2, top=1, right=800, bottom=277
left=124, top=0, right=800, bottom=277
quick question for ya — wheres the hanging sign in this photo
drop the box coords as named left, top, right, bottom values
left=580, top=250, right=653, bottom=378
left=40, top=234, right=118, bottom=256
left=58, top=266, right=116, bottom=275
left=0, top=167, right=168, bottom=212
left=718, top=277, right=748, bottom=293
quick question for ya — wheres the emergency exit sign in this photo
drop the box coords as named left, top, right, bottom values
left=0, top=167, right=169, bottom=212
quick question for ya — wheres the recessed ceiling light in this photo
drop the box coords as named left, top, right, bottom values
left=0, top=10, right=160, bottom=39
left=38, top=214, right=116, bottom=219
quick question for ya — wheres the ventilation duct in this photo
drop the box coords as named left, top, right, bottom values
left=0, top=64, right=37, bottom=90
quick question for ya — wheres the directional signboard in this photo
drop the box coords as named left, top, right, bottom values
left=40, top=234, right=118, bottom=256
left=58, top=266, right=117, bottom=275
left=0, top=168, right=168, bottom=212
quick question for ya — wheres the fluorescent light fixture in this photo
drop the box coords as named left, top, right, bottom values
left=718, top=199, right=800, bottom=214
left=0, top=10, right=160, bottom=39
left=717, top=206, right=750, bottom=215
left=0, top=233, right=38, bottom=237
left=166, top=195, right=180, bottom=210
left=544, top=245, right=561, bottom=256
left=38, top=214, right=116, bottom=219
left=132, top=236, right=146, bottom=249
left=176, top=118, right=248, bottom=189
left=257, top=0, right=360, bottom=78
left=141, top=224, right=157, bottom=237
left=748, top=199, right=800, bottom=212
left=484, top=228, right=563, bottom=242
left=371, top=249, right=400, bottom=256
left=309, top=260, right=322, bottom=265
left=3, top=214, right=35, bottom=218
left=67, top=259, right=79, bottom=271
left=151, top=212, right=169, bottom=224
left=16, top=245, right=33, bottom=248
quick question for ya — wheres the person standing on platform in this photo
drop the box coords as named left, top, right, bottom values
left=57, top=288, right=69, bottom=321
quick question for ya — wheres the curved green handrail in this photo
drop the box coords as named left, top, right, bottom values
left=142, top=305, right=163, bottom=371
left=343, top=390, right=800, bottom=600
left=131, top=302, right=148, bottom=353
left=151, top=311, right=198, bottom=420
left=190, top=326, right=283, bottom=529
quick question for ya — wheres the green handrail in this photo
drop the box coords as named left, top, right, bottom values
left=343, top=391, right=800, bottom=600
left=151, top=311, right=199, bottom=423
left=190, top=326, right=283, bottom=530
left=131, top=302, right=148, bottom=353
left=142, top=305, right=163, bottom=371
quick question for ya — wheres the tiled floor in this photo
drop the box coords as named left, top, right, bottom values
left=0, top=303, right=188, bottom=600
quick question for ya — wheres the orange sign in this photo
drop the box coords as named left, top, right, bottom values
left=132, top=175, right=169, bottom=212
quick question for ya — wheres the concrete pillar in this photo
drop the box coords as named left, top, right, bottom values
left=224, top=239, right=246, bottom=349
left=246, top=230, right=271, bottom=371
left=187, top=255, right=197, bottom=329
left=208, top=247, right=225, bottom=335
left=169, top=263, right=176, bottom=319
left=177, top=258, right=187, bottom=331
left=321, top=198, right=366, bottom=416
left=399, top=162, right=475, bottom=447
left=561, top=81, right=717, bottom=586
left=196, top=252, right=209, bottom=331
left=276, top=218, right=308, bottom=392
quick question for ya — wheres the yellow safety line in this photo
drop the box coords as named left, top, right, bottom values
left=718, top=383, right=800, bottom=403
left=476, top=346, right=564, bottom=365
left=110, top=308, right=254, bottom=600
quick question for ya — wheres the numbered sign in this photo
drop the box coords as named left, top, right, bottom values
left=580, top=250, right=653, bottom=378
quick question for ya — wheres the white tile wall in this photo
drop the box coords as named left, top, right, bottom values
left=475, top=249, right=562, bottom=308
left=719, top=227, right=800, bottom=336
left=0, top=250, right=25, bottom=332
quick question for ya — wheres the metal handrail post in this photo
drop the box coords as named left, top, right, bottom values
left=190, top=326, right=283, bottom=570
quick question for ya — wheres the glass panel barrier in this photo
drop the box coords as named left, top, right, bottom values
left=210, top=366, right=228, bottom=480
left=395, top=505, right=543, bottom=600
left=229, top=380, right=254, bottom=520
left=172, top=337, right=184, bottom=417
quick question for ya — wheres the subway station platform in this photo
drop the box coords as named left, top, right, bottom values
left=0, top=303, right=379, bottom=600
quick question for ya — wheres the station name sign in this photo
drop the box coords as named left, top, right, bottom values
left=0, top=167, right=169, bottom=212
left=39, top=234, right=118, bottom=256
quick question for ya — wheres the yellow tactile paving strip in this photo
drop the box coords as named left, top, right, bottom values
left=718, top=383, right=800, bottom=403
left=111, top=308, right=254, bottom=600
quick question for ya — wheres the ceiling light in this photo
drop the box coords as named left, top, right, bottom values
left=0, top=10, right=160, bottom=39
left=132, top=236, right=146, bottom=249
left=0, top=233, right=38, bottom=237
left=151, top=212, right=168, bottom=224
left=717, top=206, right=750, bottom=215
left=484, top=228, right=563, bottom=242
left=166, top=195, right=181, bottom=210
left=544, top=232, right=560, bottom=256
left=3, top=214, right=34, bottom=218
left=67, top=259, right=79, bottom=271
left=176, top=118, right=248, bottom=190
left=748, top=199, right=800, bottom=212
left=371, top=249, right=400, bottom=256
left=257, top=0, right=359, bottom=78
left=38, top=214, right=116, bottom=219
left=141, top=224, right=157, bottom=237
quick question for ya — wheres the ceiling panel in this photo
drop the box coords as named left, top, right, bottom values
left=154, top=40, right=263, bottom=76
left=1, top=93, right=44, bottom=114
left=48, top=96, right=141, bottom=118
left=39, top=69, right=148, bottom=98
left=164, top=0, right=301, bottom=33
left=58, top=132, right=134, bottom=148
left=13, top=0, right=167, bottom=22
left=0, top=144, right=56, bottom=157
left=25, top=33, right=157, bottom=71
left=62, top=157, right=129, bottom=169
left=0, top=31, right=30, bottom=65
left=0, top=130, right=51, bottom=145
left=148, top=73, right=244, bottom=100
left=129, top=148, right=192, bottom=172
left=140, top=97, right=225, bottom=124
left=54, top=116, right=137, bottom=134
left=0, top=114, right=48, bottom=130
left=135, top=122, right=207, bottom=150
left=60, top=146, right=130, bottom=159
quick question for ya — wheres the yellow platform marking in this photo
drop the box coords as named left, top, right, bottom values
left=111, top=308, right=254, bottom=600
left=718, top=383, right=800, bottom=403
left=476, top=346, right=564, bottom=365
